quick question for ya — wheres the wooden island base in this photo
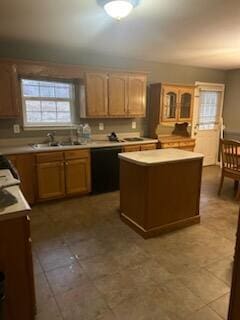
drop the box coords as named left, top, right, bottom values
left=119, top=149, right=203, bottom=239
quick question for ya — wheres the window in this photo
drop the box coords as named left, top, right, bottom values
left=21, top=79, right=74, bottom=127
left=198, top=91, right=220, bottom=130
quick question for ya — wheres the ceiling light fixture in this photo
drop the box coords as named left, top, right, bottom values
left=100, top=0, right=138, bottom=20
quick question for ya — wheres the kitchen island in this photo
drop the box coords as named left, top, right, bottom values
left=119, top=148, right=204, bottom=238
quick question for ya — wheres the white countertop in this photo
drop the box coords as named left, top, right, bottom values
left=0, top=138, right=158, bottom=155
left=119, top=148, right=204, bottom=166
left=0, top=170, right=30, bottom=220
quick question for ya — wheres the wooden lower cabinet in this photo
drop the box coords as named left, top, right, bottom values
left=7, top=154, right=36, bottom=204
left=0, top=214, right=35, bottom=320
left=37, top=161, right=65, bottom=200
left=36, top=149, right=91, bottom=201
left=65, top=158, right=91, bottom=195
left=140, top=143, right=157, bottom=151
left=123, top=145, right=141, bottom=152
left=123, top=143, right=157, bottom=153
left=158, top=135, right=195, bottom=151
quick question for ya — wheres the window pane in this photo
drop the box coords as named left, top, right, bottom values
left=55, top=87, right=70, bottom=98
left=26, top=100, right=41, bottom=112
left=57, top=112, right=71, bottom=122
left=23, top=85, right=40, bottom=97
left=199, top=91, right=219, bottom=130
left=27, top=112, right=41, bottom=123
left=41, top=101, right=56, bottom=112
left=22, top=79, right=73, bottom=126
left=42, top=112, right=57, bottom=122
left=40, top=86, right=55, bottom=98
left=22, top=79, right=39, bottom=86
left=57, top=101, right=70, bottom=112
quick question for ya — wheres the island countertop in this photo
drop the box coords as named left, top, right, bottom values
left=118, top=148, right=204, bottom=166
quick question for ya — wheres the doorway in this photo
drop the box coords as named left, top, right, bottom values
left=192, top=82, right=225, bottom=166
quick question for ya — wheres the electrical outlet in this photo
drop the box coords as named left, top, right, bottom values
left=99, top=123, right=104, bottom=131
left=132, top=121, right=137, bottom=129
left=13, top=124, right=20, bottom=134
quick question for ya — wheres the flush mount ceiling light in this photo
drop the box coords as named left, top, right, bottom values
left=98, top=0, right=139, bottom=20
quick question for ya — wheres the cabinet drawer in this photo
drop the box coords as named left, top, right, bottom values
left=36, top=152, right=64, bottom=163
left=64, top=149, right=90, bottom=160
left=140, top=144, right=157, bottom=151
left=179, top=141, right=195, bottom=147
left=161, top=142, right=180, bottom=148
left=123, top=145, right=141, bottom=152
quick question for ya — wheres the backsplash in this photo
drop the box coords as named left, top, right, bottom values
left=0, top=118, right=148, bottom=144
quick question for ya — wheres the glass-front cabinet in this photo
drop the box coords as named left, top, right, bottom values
left=162, top=86, right=179, bottom=122
left=161, top=84, right=194, bottom=124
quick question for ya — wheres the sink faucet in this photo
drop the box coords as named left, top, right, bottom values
left=47, top=132, right=56, bottom=144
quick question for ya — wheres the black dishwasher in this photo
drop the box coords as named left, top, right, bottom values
left=91, top=147, right=122, bottom=194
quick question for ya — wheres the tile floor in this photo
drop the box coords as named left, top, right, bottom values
left=31, top=166, right=239, bottom=320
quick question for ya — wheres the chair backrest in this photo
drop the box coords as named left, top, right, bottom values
left=220, top=139, right=240, bottom=172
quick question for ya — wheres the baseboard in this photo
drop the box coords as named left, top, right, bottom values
left=120, top=212, right=201, bottom=239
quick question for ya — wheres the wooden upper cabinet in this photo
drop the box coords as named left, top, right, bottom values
left=85, top=72, right=108, bottom=117
left=161, top=84, right=195, bottom=124
left=0, top=63, right=20, bottom=118
left=127, top=75, right=146, bottom=117
left=81, top=72, right=147, bottom=118
left=108, top=73, right=128, bottom=117
left=178, top=87, right=194, bottom=121
left=161, top=85, right=179, bottom=122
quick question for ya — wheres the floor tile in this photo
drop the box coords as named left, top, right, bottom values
left=209, top=293, right=230, bottom=319
left=55, top=283, right=110, bottom=320
left=177, top=268, right=230, bottom=304
left=38, top=246, right=76, bottom=272
left=46, top=263, right=89, bottom=295
left=186, top=306, right=223, bottom=320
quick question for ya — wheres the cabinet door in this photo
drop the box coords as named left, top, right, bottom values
left=7, top=154, right=36, bottom=204
left=123, top=145, right=141, bottom=152
left=108, top=73, right=128, bottom=116
left=85, top=73, right=108, bottom=117
left=161, top=86, right=178, bottom=122
left=65, top=158, right=91, bottom=195
left=0, top=216, right=35, bottom=320
left=140, top=143, right=157, bottom=151
left=0, top=63, right=19, bottom=117
left=178, top=87, right=194, bottom=121
left=37, top=161, right=65, bottom=200
left=127, top=75, right=146, bottom=117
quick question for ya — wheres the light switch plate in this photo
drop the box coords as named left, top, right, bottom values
left=99, top=123, right=104, bottom=131
left=13, top=124, right=20, bottom=134
left=132, top=121, right=137, bottom=129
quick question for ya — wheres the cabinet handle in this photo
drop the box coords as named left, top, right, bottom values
left=65, top=162, right=69, bottom=166
left=26, top=215, right=31, bottom=221
left=28, top=237, right=32, bottom=243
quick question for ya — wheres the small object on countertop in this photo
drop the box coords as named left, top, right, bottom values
left=108, top=132, right=120, bottom=142
left=172, top=122, right=190, bottom=137
left=0, top=189, right=18, bottom=209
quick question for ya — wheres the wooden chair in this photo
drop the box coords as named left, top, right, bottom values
left=218, top=139, right=240, bottom=200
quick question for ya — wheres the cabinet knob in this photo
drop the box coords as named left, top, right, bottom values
left=65, top=162, right=69, bottom=166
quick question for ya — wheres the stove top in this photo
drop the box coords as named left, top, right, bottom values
left=124, top=137, right=144, bottom=142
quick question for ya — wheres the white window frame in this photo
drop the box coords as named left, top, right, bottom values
left=21, top=78, right=75, bottom=129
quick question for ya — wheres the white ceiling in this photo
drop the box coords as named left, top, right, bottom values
left=0, top=0, right=240, bottom=69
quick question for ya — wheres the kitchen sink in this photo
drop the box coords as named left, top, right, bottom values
left=31, top=143, right=61, bottom=149
left=31, top=141, right=82, bottom=149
